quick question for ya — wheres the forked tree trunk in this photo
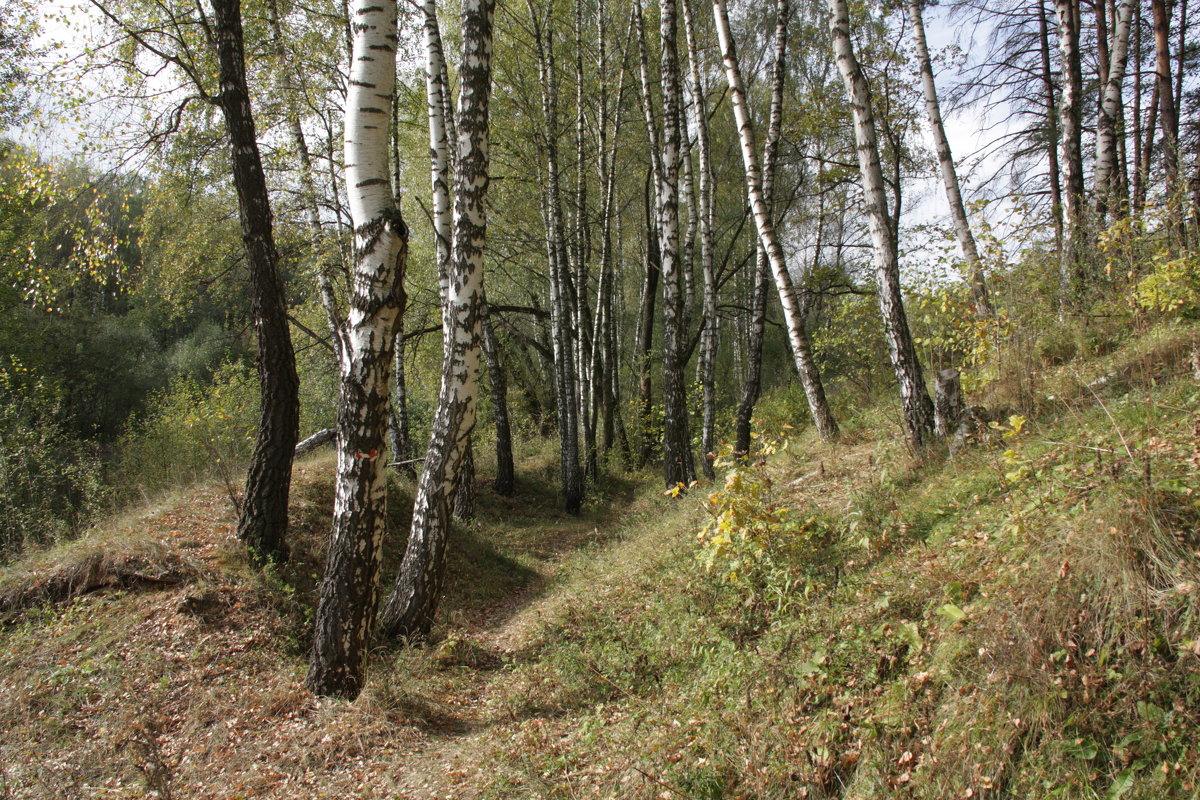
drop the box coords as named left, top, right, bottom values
left=828, top=0, right=935, bottom=449
left=907, top=0, right=993, bottom=318
left=681, top=0, right=719, bottom=479
left=714, top=0, right=839, bottom=443
left=379, top=0, right=495, bottom=640
left=308, top=0, right=407, bottom=699
left=734, top=246, right=770, bottom=459
left=210, top=0, right=300, bottom=567
left=1095, top=0, right=1135, bottom=220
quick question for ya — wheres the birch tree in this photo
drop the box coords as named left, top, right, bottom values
left=906, top=0, right=993, bottom=318
left=828, top=0, right=935, bottom=448
left=379, top=0, right=495, bottom=639
left=1053, top=0, right=1086, bottom=290
left=681, top=0, right=719, bottom=479
left=1095, top=0, right=1135, bottom=221
left=713, top=0, right=840, bottom=443
left=86, top=0, right=302, bottom=565
left=528, top=0, right=585, bottom=513
left=307, top=0, right=408, bottom=699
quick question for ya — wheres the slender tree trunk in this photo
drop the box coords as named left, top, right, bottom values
left=482, top=310, right=515, bottom=495
left=907, top=0, right=993, bottom=317
left=828, top=0, right=934, bottom=448
left=1151, top=0, right=1182, bottom=242
left=652, top=0, right=696, bottom=487
left=209, top=0, right=300, bottom=566
left=714, top=0, right=839, bottom=443
left=308, top=0, right=407, bottom=698
left=390, top=323, right=415, bottom=479
left=379, top=0, right=495, bottom=640
left=1096, top=0, right=1135, bottom=220
left=681, top=0, right=719, bottom=479
left=1054, top=0, right=1086, bottom=293
left=573, top=0, right=598, bottom=482
left=1038, top=0, right=1065, bottom=252
left=734, top=247, right=770, bottom=458
left=636, top=169, right=660, bottom=468
left=529, top=0, right=584, bottom=514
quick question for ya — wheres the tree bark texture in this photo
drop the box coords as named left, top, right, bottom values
left=210, top=0, right=301, bottom=567
left=653, top=0, right=696, bottom=488
left=828, top=0, right=935, bottom=449
left=308, top=0, right=407, bottom=699
left=379, top=0, right=495, bottom=640
left=1095, top=0, right=1135, bottom=220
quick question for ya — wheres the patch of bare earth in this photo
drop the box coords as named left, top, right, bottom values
left=0, top=462, right=656, bottom=799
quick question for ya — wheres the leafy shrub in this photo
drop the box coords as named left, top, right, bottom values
left=0, top=360, right=107, bottom=559
left=1135, top=250, right=1200, bottom=317
left=114, top=361, right=258, bottom=501
left=694, top=432, right=839, bottom=637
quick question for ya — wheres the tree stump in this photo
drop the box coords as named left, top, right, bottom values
left=934, top=368, right=965, bottom=438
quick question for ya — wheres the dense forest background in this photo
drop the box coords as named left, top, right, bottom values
left=2, top=0, right=1200, bottom=795
left=2, top=0, right=1192, bottom=557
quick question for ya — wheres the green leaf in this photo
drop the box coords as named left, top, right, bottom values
left=936, top=603, right=967, bottom=623
left=1107, top=768, right=1135, bottom=799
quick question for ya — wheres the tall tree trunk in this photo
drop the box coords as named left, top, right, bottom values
left=682, top=0, right=719, bottom=479
left=209, top=0, right=300, bottom=567
left=1096, top=0, right=1135, bottom=220
left=482, top=310, right=515, bottom=496
left=828, top=0, right=934, bottom=448
left=907, top=0, right=993, bottom=318
left=652, top=0, right=696, bottom=488
left=714, top=0, right=840, bottom=443
left=1054, top=0, right=1086, bottom=293
left=530, top=0, right=585, bottom=514
left=734, top=247, right=770, bottom=458
left=1038, top=0, right=1065, bottom=252
left=573, top=0, right=598, bottom=482
left=308, top=0, right=407, bottom=698
left=636, top=168, right=660, bottom=468
left=379, top=0, right=495, bottom=640
left=1151, top=0, right=1182, bottom=242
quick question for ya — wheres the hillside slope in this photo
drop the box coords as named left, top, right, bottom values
left=2, top=323, right=1199, bottom=800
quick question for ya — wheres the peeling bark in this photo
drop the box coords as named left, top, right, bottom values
left=308, top=0, right=407, bottom=699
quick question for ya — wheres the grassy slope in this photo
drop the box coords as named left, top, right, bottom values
left=1, top=323, right=1198, bottom=799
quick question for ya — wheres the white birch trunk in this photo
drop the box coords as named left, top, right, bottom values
left=907, top=0, right=993, bottom=318
left=712, top=0, right=839, bottom=441
left=380, top=0, right=495, bottom=640
left=1095, top=0, right=1134, bottom=220
left=828, top=0, right=935, bottom=448
left=308, top=0, right=407, bottom=699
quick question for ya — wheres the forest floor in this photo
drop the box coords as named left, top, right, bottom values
left=3, top=320, right=1200, bottom=799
